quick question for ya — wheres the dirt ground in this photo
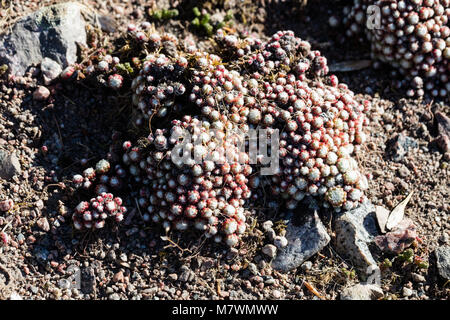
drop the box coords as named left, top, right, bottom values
left=0, top=0, right=449, bottom=300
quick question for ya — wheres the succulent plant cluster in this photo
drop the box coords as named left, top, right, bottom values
left=131, top=52, right=187, bottom=124
left=72, top=192, right=127, bottom=230
left=69, top=23, right=370, bottom=246
left=71, top=158, right=128, bottom=230
left=330, top=0, right=450, bottom=99
left=124, top=116, right=252, bottom=246
left=72, top=159, right=125, bottom=194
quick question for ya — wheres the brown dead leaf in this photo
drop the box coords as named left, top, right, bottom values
left=375, top=206, right=390, bottom=234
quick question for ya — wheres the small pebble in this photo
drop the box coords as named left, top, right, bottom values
left=168, top=273, right=178, bottom=281
left=119, top=253, right=127, bottom=262
left=262, top=220, right=274, bottom=231
left=411, top=273, right=426, bottom=283
left=33, top=86, right=50, bottom=101
left=247, top=263, right=259, bottom=275
left=273, top=236, right=288, bottom=248
left=272, top=289, right=281, bottom=299
left=113, top=271, right=124, bottom=283
left=109, top=293, right=121, bottom=300
left=301, top=261, right=313, bottom=271
left=36, top=217, right=50, bottom=232
left=262, top=244, right=277, bottom=258
left=0, top=199, right=14, bottom=212
left=402, top=287, right=413, bottom=297
left=58, top=279, right=71, bottom=290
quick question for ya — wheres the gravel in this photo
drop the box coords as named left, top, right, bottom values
left=36, top=217, right=50, bottom=232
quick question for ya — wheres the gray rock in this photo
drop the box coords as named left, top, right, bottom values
left=439, top=233, right=450, bottom=244
left=40, top=57, right=62, bottom=84
left=33, top=246, right=49, bottom=262
left=226, top=247, right=239, bottom=260
left=264, top=276, right=276, bottom=285
left=119, top=253, right=127, bottom=262
left=272, top=205, right=330, bottom=272
left=0, top=150, right=21, bottom=180
left=167, top=273, right=178, bottom=281
left=98, top=15, right=118, bottom=34
left=179, top=266, right=194, bottom=283
left=334, top=201, right=379, bottom=275
left=435, top=245, right=450, bottom=280
left=106, top=250, right=116, bottom=261
left=340, top=284, right=383, bottom=300
left=0, top=2, right=93, bottom=76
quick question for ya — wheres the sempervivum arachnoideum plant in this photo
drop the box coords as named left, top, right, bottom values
left=72, top=158, right=126, bottom=195
left=131, top=53, right=188, bottom=125
left=72, top=193, right=127, bottom=230
left=202, top=30, right=370, bottom=212
left=120, top=115, right=252, bottom=247
left=71, top=157, right=129, bottom=231
left=330, top=0, right=449, bottom=99
left=66, top=21, right=370, bottom=246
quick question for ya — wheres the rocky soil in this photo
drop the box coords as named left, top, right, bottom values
left=0, top=0, right=449, bottom=300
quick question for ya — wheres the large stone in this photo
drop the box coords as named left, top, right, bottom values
left=334, top=201, right=379, bottom=275
left=435, top=245, right=450, bottom=280
left=272, top=201, right=330, bottom=272
left=0, top=2, right=94, bottom=76
left=0, top=150, right=21, bottom=180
